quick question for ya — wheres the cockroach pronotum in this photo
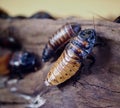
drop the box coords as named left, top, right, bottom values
left=45, top=29, right=96, bottom=86
left=42, top=23, right=81, bottom=62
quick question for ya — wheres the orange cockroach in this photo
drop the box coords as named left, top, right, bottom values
left=42, top=23, right=81, bottom=62
left=44, top=29, right=96, bottom=86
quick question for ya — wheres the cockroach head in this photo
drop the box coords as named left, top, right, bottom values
left=71, top=23, right=81, bottom=34
left=78, top=29, right=96, bottom=44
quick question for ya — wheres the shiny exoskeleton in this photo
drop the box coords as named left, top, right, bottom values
left=45, top=29, right=96, bottom=86
left=42, top=23, right=81, bottom=62
left=9, top=51, right=40, bottom=78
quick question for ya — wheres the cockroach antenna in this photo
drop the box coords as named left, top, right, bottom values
left=93, top=16, right=95, bottom=30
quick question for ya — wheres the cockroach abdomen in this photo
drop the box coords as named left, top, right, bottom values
left=42, top=23, right=81, bottom=62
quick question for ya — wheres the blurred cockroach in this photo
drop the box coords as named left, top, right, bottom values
left=0, top=8, right=10, bottom=19
left=0, top=36, right=22, bottom=51
left=30, top=11, right=55, bottom=20
left=114, top=16, right=120, bottom=23
left=9, top=51, right=40, bottom=79
left=0, top=50, right=40, bottom=78
left=45, top=29, right=96, bottom=86
left=0, top=26, right=22, bottom=51
left=42, top=23, right=81, bottom=62
left=12, top=15, right=27, bottom=19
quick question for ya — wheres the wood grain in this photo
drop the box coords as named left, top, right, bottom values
left=0, top=18, right=120, bottom=108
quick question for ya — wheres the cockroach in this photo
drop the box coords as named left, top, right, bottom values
left=45, top=29, right=96, bottom=86
left=114, top=16, right=120, bottom=23
left=9, top=51, right=40, bottom=79
left=0, top=9, right=10, bottom=19
left=42, top=23, right=81, bottom=62
left=30, top=11, right=55, bottom=20
left=12, top=15, right=27, bottom=19
left=0, top=36, right=22, bottom=51
left=0, top=50, right=40, bottom=78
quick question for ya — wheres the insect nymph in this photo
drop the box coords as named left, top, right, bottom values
left=44, top=29, right=96, bottom=86
left=42, top=23, right=81, bottom=62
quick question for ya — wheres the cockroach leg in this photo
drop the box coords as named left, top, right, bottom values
left=81, top=54, right=95, bottom=75
left=94, top=36, right=106, bottom=47
left=9, top=70, right=24, bottom=79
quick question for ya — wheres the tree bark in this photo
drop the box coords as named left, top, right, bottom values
left=0, top=18, right=120, bottom=108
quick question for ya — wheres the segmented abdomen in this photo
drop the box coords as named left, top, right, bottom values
left=42, top=23, right=81, bottom=62
left=45, top=36, right=83, bottom=86
left=45, top=49, right=81, bottom=86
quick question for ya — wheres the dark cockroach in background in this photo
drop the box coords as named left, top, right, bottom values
left=114, top=16, right=120, bottom=23
left=29, top=11, right=56, bottom=20
left=0, top=8, right=56, bottom=20
left=0, top=36, right=22, bottom=51
left=0, top=8, right=10, bottom=19
left=0, top=49, right=41, bottom=79
left=0, top=26, right=22, bottom=51
left=9, top=51, right=40, bottom=79
left=0, top=9, right=55, bottom=20
left=0, top=51, right=41, bottom=79
left=0, top=27, right=41, bottom=79
left=0, top=8, right=26, bottom=20
left=42, top=23, right=81, bottom=62
left=12, top=15, right=27, bottom=20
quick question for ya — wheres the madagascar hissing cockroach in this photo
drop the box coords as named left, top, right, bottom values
left=42, top=23, right=81, bottom=62
left=9, top=51, right=40, bottom=79
left=45, top=29, right=96, bottom=86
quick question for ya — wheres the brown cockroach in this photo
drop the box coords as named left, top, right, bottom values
left=42, top=23, right=81, bottom=62
left=45, top=29, right=96, bottom=86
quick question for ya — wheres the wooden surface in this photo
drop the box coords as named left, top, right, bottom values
left=0, top=18, right=120, bottom=108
